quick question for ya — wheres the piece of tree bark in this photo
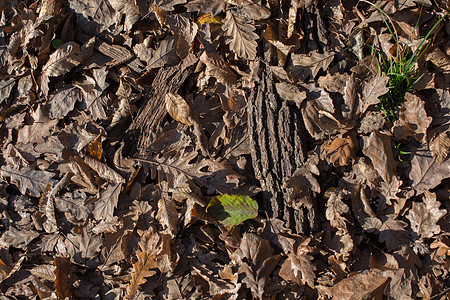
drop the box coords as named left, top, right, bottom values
left=247, top=65, right=316, bottom=234
left=124, top=63, right=194, bottom=155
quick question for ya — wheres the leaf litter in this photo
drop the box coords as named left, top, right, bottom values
left=0, top=0, right=449, bottom=299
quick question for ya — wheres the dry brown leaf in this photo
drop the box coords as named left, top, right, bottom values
left=379, top=218, right=410, bottom=252
left=42, top=42, right=83, bottom=78
left=279, top=252, right=316, bottom=288
left=318, top=269, right=390, bottom=300
left=1, top=165, right=56, bottom=197
left=145, top=35, right=179, bottom=70
left=275, top=82, right=307, bottom=108
left=283, top=153, right=320, bottom=209
left=392, top=93, right=432, bottom=143
left=408, top=147, right=450, bottom=194
left=83, top=155, right=125, bottom=184
left=126, top=227, right=159, bottom=299
left=89, top=134, right=103, bottom=161
left=429, top=130, right=450, bottom=164
left=165, top=92, right=195, bottom=126
left=186, top=0, right=226, bottom=16
left=406, top=191, right=446, bottom=239
left=222, top=10, right=258, bottom=60
left=92, top=183, right=122, bottom=221
left=53, top=257, right=75, bottom=300
left=362, top=131, right=396, bottom=184
left=17, top=105, right=58, bottom=144
left=199, top=51, right=238, bottom=85
left=156, top=195, right=178, bottom=238
left=322, top=135, right=357, bottom=167
left=426, top=47, right=450, bottom=82
left=325, top=187, right=351, bottom=230
left=290, top=51, right=335, bottom=81
left=361, top=74, right=389, bottom=114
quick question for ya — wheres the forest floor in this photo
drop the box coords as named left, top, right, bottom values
left=0, top=0, right=449, bottom=299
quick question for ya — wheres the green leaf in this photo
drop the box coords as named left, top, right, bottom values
left=206, top=194, right=258, bottom=228
left=52, top=39, right=64, bottom=49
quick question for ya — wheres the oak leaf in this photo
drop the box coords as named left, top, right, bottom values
left=361, top=74, right=389, bottom=114
left=322, top=135, right=357, bottom=167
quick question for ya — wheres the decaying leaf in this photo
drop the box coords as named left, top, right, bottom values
left=83, top=155, right=125, bottom=184
left=54, top=257, right=76, bottom=300
left=279, top=252, right=316, bottom=288
left=429, top=130, right=450, bottom=164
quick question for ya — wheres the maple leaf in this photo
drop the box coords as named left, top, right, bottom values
left=222, top=10, right=258, bottom=60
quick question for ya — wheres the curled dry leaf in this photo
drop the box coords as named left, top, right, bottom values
left=279, top=252, right=316, bottom=288
left=199, top=51, right=238, bottom=85
left=165, top=92, right=195, bottom=126
left=156, top=195, right=178, bottom=238
left=83, top=155, right=125, bottom=184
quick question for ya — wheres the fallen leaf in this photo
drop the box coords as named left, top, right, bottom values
left=378, top=218, right=410, bottom=252
left=275, top=82, right=307, bottom=108
left=54, top=257, right=75, bottom=300
left=156, top=195, right=179, bottom=237
left=165, top=92, right=195, bottom=126
left=83, top=155, right=126, bottom=184
left=428, top=130, right=450, bottom=164
left=42, top=42, right=83, bottom=77
left=322, top=135, right=357, bottom=167
left=145, top=35, right=179, bottom=70
left=279, top=252, right=316, bottom=288
left=92, top=183, right=122, bottom=221
left=199, top=51, right=238, bottom=85
left=222, top=10, right=258, bottom=60
left=206, top=194, right=258, bottom=228
left=360, top=74, right=389, bottom=114
left=186, top=0, right=226, bottom=16
left=290, top=51, right=335, bottom=81
left=406, top=191, right=446, bottom=239
left=362, top=131, right=396, bottom=184
left=1, top=165, right=55, bottom=197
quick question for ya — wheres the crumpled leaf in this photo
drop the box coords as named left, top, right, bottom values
left=145, top=35, right=179, bottom=70
left=222, top=10, right=258, bottom=60
left=47, top=86, right=82, bottom=120
left=17, top=105, right=58, bottom=144
left=165, top=92, right=195, bottom=126
left=325, top=187, right=351, bottom=230
left=126, top=227, right=160, bottom=299
left=230, top=233, right=281, bottom=299
left=406, top=191, right=446, bottom=239
left=392, top=93, right=432, bottom=143
left=42, top=42, right=84, bottom=77
left=1, top=165, right=55, bottom=197
left=426, top=47, right=450, bottom=82
left=279, top=252, right=316, bottom=288
left=199, top=51, right=238, bottom=85
left=206, top=194, right=258, bottom=228
left=361, top=74, right=389, bottom=114
left=156, top=195, right=179, bottom=237
left=290, top=51, right=335, bottom=81
left=83, top=155, right=125, bottom=184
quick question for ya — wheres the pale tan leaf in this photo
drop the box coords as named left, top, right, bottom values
left=109, top=97, right=131, bottom=129
left=362, top=131, right=396, bottom=184
left=199, top=51, right=238, bottom=85
left=426, top=47, right=450, bottom=81
left=343, top=74, right=356, bottom=119
left=156, top=195, right=178, bottom=238
left=145, top=35, right=179, bottom=70
left=42, top=42, right=83, bottom=77
left=290, top=51, right=335, bottom=80
left=429, top=130, right=450, bottom=164
left=1, top=166, right=56, bottom=197
left=30, top=265, right=56, bottom=282
left=17, top=105, right=58, bottom=144
left=406, top=191, right=446, bottom=239
left=361, top=74, right=389, bottom=114
left=275, top=82, right=307, bottom=108
left=408, top=147, right=450, bottom=194
left=92, top=183, right=122, bottom=221
left=325, top=187, right=351, bottom=230
left=318, top=269, right=390, bottom=300
left=83, top=156, right=125, bottom=184
left=165, top=92, right=195, bottom=126
left=222, top=10, right=258, bottom=60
